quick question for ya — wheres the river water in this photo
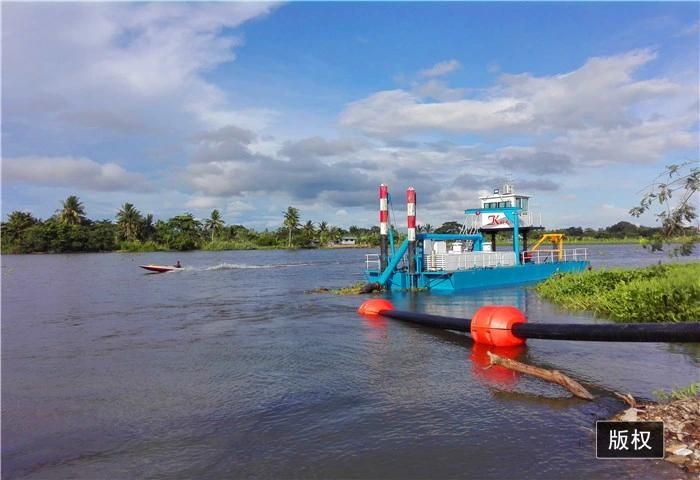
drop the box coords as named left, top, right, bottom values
left=2, top=244, right=698, bottom=479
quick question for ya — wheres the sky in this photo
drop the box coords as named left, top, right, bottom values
left=2, top=1, right=699, bottom=230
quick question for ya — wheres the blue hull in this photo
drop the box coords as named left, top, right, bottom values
left=365, top=261, right=589, bottom=291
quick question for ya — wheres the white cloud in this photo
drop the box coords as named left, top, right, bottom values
left=3, top=2, right=278, bottom=137
left=280, top=136, right=369, bottom=158
left=496, top=49, right=681, bottom=130
left=340, top=49, right=691, bottom=141
left=414, top=79, right=466, bottom=102
left=339, top=48, right=698, bottom=182
left=185, top=196, right=222, bottom=210
left=676, top=20, right=700, bottom=37
left=552, top=116, right=697, bottom=166
left=419, top=60, right=461, bottom=78
left=340, top=90, right=529, bottom=135
left=2, top=156, right=152, bottom=192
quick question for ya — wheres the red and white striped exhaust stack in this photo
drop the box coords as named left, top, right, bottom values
left=379, top=184, right=389, bottom=236
left=407, top=187, right=416, bottom=241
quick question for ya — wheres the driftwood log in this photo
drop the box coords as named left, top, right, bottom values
left=614, top=392, right=638, bottom=408
left=486, top=351, right=594, bottom=400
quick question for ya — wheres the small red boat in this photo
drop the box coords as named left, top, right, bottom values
left=139, top=265, right=182, bottom=273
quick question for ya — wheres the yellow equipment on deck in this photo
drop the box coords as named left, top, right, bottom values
left=529, top=233, right=565, bottom=261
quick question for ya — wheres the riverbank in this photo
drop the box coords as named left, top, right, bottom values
left=491, top=235, right=697, bottom=247
left=610, top=387, right=700, bottom=473
left=535, top=263, right=700, bottom=322
left=564, top=237, right=647, bottom=245
left=2, top=242, right=377, bottom=254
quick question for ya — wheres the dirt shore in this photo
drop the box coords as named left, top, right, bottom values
left=612, top=396, right=700, bottom=473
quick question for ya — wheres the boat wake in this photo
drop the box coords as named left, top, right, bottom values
left=200, top=262, right=313, bottom=271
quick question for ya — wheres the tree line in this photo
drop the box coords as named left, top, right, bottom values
left=1, top=196, right=689, bottom=255
left=3, top=160, right=697, bottom=256
left=0, top=197, right=388, bottom=253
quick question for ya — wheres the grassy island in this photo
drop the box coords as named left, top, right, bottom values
left=536, top=263, right=700, bottom=323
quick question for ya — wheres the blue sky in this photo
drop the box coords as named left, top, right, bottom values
left=2, top=2, right=699, bottom=230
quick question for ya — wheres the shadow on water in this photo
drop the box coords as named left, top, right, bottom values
left=666, top=343, right=700, bottom=366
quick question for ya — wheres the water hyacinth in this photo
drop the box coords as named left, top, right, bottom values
left=536, top=263, right=700, bottom=323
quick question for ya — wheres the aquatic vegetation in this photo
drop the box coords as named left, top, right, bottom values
left=536, top=263, right=700, bottom=323
left=314, top=281, right=368, bottom=295
left=653, top=382, right=700, bottom=402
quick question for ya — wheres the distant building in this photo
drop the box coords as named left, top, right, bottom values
left=338, top=236, right=357, bottom=245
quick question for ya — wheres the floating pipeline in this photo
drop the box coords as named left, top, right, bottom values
left=357, top=299, right=700, bottom=347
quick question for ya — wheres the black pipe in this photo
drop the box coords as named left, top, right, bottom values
left=512, top=323, right=700, bottom=343
left=378, top=309, right=700, bottom=343
left=381, top=310, right=470, bottom=332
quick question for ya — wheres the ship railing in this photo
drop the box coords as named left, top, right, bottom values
left=424, top=251, right=517, bottom=272
left=519, top=211, right=543, bottom=228
left=523, top=248, right=588, bottom=264
left=426, top=252, right=446, bottom=271
left=460, top=216, right=481, bottom=235
left=565, top=248, right=588, bottom=262
left=365, top=253, right=380, bottom=271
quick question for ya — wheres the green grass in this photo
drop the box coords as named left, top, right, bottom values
left=565, top=237, right=646, bottom=244
left=653, top=382, right=700, bottom=402
left=566, top=236, right=699, bottom=246
left=117, top=240, right=169, bottom=252
left=536, top=262, right=700, bottom=323
left=200, top=240, right=267, bottom=251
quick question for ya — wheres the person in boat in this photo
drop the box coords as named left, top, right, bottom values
left=174, top=260, right=181, bottom=268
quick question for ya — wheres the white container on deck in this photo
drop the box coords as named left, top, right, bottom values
left=434, top=241, right=447, bottom=254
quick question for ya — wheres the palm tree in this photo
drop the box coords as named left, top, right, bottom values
left=205, top=209, right=225, bottom=242
left=328, top=226, right=343, bottom=245
left=3, top=211, right=38, bottom=243
left=283, top=206, right=300, bottom=247
left=318, top=221, right=329, bottom=246
left=116, top=203, right=142, bottom=242
left=58, top=195, right=85, bottom=225
left=6, top=211, right=37, bottom=230
left=141, top=213, right=155, bottom=241
left=302, top=220, right=316, bottom=245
